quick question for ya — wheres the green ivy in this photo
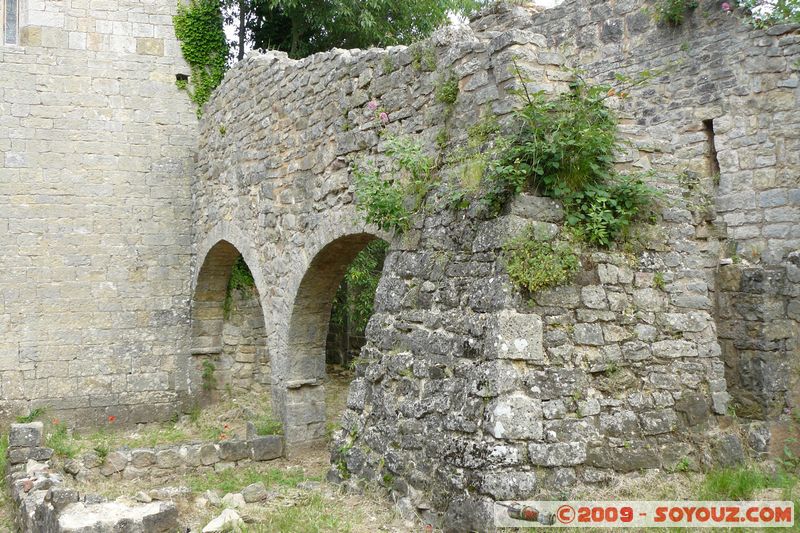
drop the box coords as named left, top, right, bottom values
left=502, top=227, right=581, bottom=294
left=174, top=0, right=228, bottom=115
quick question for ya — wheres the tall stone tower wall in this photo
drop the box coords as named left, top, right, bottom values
left=0, top=0, right=197, bottom=424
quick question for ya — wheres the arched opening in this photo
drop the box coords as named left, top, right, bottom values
left=283, top=232, right=388, bottom=449
left=191, top=240, right=269, bottom=401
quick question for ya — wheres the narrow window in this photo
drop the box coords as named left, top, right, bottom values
left=703, top=119, right=720, bottom=178
left=4, top=0, right=18, bottom=45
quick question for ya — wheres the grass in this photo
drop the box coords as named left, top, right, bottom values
left=698, top=465, right=797, bottom=500
left=242, top=492, right=353, bottom=532
left=254, top=414, right=283, bottom=436
left=185, top=465, right=318, bottom=494
left=16, top=407, right=47, bottom=423
left=47, top=422, right=81, bottom=459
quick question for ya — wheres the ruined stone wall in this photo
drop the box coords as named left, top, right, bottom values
left=528, top=0, right=800, bottom=443
left=194, top=1, right=798, bottom=530
left=0, top=0, right=197, bottom=424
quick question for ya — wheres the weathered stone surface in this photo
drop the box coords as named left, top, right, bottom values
left=488, top=311, right=544, bottom=361
left=476, top=470, right=537, bottom=500
left=486, top=393, right=542, bottom=440
left=221, top=492, right=245, bottom=509
left=9, top=423, right=44, bottom=448
left=57, top=501, right=178, bottom=532
left=249, top=436, right=283, bottom=461
left=528, top=442, right=586, bottom=466
left=203, top=509, right=244, bottom=533
left=155, top=449, right=181, bottom=469
left=219, top=440, right=249, bottom=462
left=99, top=451, right=129, bottom=476
left=242, top=482, right=269, bottom=503
left=131, top=449, right=156, bottom=468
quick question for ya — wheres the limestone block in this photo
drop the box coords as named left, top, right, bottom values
left=477, top=470, right=537, bottom=500
left=486, top=393, right=542, bottom=440
left=249, top=436, right=283, bottom=461
left=528, top=442, right=586, bottom=466
left=489, top=310, right=544, bottom=362
left=9, top=422, right=44, bottom=448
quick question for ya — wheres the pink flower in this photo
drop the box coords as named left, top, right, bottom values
left=367, top=100, right=378, bottom=111
left=721, top=2, right=731, bottom=11
left=379, top=112, right=389, bottom=124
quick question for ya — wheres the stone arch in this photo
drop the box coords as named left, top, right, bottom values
left=272, top=212, right=391, bottom=451
left=191, top=224, right=268, bottom=397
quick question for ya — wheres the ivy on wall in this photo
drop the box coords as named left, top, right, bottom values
left=174, top=0, right=228, bottom=114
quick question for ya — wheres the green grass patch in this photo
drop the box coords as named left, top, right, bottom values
left=186, top=465, right=317, bottom=494
left=16, top=407, right=47, bottom=423
left=698, top=466, right=797, bottom=500
left=47, top=422, right=80, bottom=459
left=0, top=434, right=8, bottom=474
left=245, top=492, right=354, bottom=532
left=254, top=415, right=283, bottom=436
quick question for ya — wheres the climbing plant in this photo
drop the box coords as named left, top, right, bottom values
left=223, top=255, right=256, bottom=319
left=173, top=0, right=228, bottom=114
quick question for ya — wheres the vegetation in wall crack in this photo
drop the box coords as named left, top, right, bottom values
left=484, top=77, right=619, bottom=214
left=223, top=255, right=256, bottom=319
left=561, top=173, right=660, bottom=247
left=435, top=72, right=460, bottom=109
left=174, top=0, right=228, bottom=115
left=201, top=359, right=218, bottom=391
left=352, top=135, right=435, bottom=233
left=484, top=71, right=660, bottom=248
left=353, top=163, right=410, bottom=233
left=654, top=0, right=699, bottom=26
left=16, top=406, right=47, bottom=423
left=502, top=226, right=581, bottom=294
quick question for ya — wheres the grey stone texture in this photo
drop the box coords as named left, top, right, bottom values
left=0, top=0, right=197, bottom=425
left=6, top=425, right=179, bottom=532
left=2, top=0, right=799, bottom=530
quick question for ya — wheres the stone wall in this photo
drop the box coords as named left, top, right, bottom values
left=0, top=0, right=197, bottom=424
left=217, top=288, right=270, bottom=393
left=5, top=422, right=180, bottom=532
left=193, top=0, right=798, bottom=530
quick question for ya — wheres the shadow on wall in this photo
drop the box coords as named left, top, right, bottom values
left=191, top=240, right=269, bottom=402
left=282, top=232, right=388, bottom=451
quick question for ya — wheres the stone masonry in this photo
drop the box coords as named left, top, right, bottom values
left=193, top=0, right=798, bottom=530
left=1, top=0, right=798, bottom=530
left=0, top=0, right=197, bottom=424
